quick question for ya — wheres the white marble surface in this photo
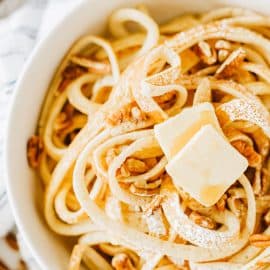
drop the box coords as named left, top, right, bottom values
left=0, top=0, right=81, bottom=268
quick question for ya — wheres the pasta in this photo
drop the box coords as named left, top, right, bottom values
left=26, top=5, right=270, bottom=269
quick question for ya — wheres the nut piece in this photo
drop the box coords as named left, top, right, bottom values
left=194, top=41, right=217, bottom=65
left=131, top=106, right=144, bottom=122
left=0, top=260, right=9, bottom=270
left=261, top=168, right=270, bottom=195
left=54, top=103, right=74, bottom=132
left=54, top=112, right=72, bottom=132
left=27, top=135, right=44, bottom=168
left=218, top=49, right=229, bottom=62
left=231, top=140, right=262, bottom=168
left=227, top=187, right=246, bottom=217
left=143, top=195, right=164, bottom=216
left=178, top=188, right=204, bottom=211
left=144, top=157, right=158, bottom=169
left=58, top=64, right=87, bottom=92
left=264, top=209, right=270, bottom=224
left=250, top=234, right=270, bottom=247
left=5, top=232, right=18, bottom=251
left=253, top=168, right=270, bottom=196
left=189, top=211, right=216, bottom=229
left=216, top=48, right=246, bottom=78
left=107, top=103, right=146, bottom=126
left=215, top=40, right=231, bottom=50
left=119, top=165, right=131, bottom=178
left=106, top=148, right=118, bottom=165
left=198, top=41, right=212, bottom=58
left=215, top=194, right=227, bottom=211
left=62, top=64, right=87, bottom=80
left=18, top=260, right=27, bottom=270
left=112, top=253, right=136, bottom=270
left=125, top=158, right=147, bottom=174
left=154, top=91, right=177, bottom=110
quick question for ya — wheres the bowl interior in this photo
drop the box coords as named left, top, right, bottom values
left=5, top=0, right=270, bottom=269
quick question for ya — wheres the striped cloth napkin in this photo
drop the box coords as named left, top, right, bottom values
left=0, top=0, right=81, bottom=269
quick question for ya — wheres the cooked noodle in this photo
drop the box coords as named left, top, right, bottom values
left=26, top=5, right=270, bottom=269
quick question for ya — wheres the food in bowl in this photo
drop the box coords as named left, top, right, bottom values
left=26, top=5, right=270, bottom=269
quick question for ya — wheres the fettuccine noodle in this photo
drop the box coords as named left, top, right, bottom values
left=26, top=6, right=270, bottom=269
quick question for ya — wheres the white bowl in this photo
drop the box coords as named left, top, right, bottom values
left=4, top=0, right=270, bottom=269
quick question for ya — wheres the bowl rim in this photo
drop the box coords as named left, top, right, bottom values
left=5, top=0, right=270, bottom=269
left=4, top=1, right=88, bottom=269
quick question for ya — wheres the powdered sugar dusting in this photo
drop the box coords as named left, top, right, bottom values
left=219, top=98, right=270, bottom=137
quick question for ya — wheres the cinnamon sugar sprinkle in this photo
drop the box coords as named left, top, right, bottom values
left=218, top=98, right=270, bottom=136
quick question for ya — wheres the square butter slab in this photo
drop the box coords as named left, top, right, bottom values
left=166, top=124, right=248, bottom=207
left=154, top=102, right=222, bottom=160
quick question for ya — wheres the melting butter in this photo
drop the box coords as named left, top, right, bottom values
left=154, top=102, right=222, bottom=160
left=166, top=125, right=248, bottom=207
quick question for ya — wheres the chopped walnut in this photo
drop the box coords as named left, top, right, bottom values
left=215, top=194, right=227, bottom=211
left=261, top=168, right=270, bottom=194
left=189, top=211, right=216, bottom=229
left=62, top=64, right=86, bottom=80
left=58, top=64, right=87, bottom=92
left=234, top=69, right=256, bottom=84
left=194, top=41, right=217, bottom=65
left=250, top=234, right=270, bottom=247
left=27, top=135, right=44, bottom=168
left=144, top=157, right=158, bottom=169
left=54, top=103, right=75, bottom=132
left=198, top=41, right=212, bottom=57
left=255, top=261, right=270, bottom=268
left=253, top=168, right=270, bottom=195
left=107, top=103, right=146, bottom=126
left=227, top=187, right=247, bottom=217
left=125, top=158, right=147, bottom=174
left=112, top=253, right=136, bottom=270
left=227, top=197, right=246, bottom=217
left=215, top=40, right=232, bottom=50
left=18, top=260, right=27, bottom=270
left=0, top=260, right=9, bottom=270
left=5, top=232, right=18, bottom=251
left=264, top=209, right=270, bottom=225
left=178, top=188, right=204, bottom=211
left=218, top=49, right=229, bottom=62
left=143, top=195, right=165, bottom=216
left=63, top=102, right=75, bottom=118
left=107, top=108, right=129, bottom=125
left=231, top=140, right=262, bottom=168
left=131, top=105, right=146, bottom=122
left=119, top=165, right=131, bottom=178
left=215, top=48, right=246, bottom=78
left=153, top=91, right=178, bottom=110
left=105, top=148, right=118, bottom=165
left=131, top=106, right=144, bottom=122
left=54, top=112, right=72, bottom=132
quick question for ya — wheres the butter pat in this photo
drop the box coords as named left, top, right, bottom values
left=166, top=125, right=248, bottom=207
left=154, top=102, right=222, bottom=160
